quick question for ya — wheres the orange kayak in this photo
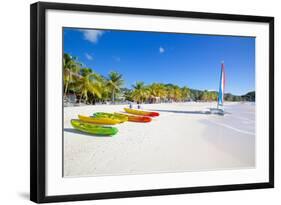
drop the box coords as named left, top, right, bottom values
left=124, top=108, right=159, bottom=117
left=114, top=113, right=152, bottom=123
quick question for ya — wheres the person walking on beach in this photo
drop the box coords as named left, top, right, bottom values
left=129, top=102, right=132, bottom=109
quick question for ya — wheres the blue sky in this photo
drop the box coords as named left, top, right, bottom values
left=63, top=28, right=255, bottom=95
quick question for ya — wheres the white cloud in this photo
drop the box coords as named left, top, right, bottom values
left=85, top=53, right=93, bottom=60
left=159, top=46, right=165, bottom=53
left=80, top=29, right=104, bottom=43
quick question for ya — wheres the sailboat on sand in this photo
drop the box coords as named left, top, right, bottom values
left=210, top=61, right=226, bottom=115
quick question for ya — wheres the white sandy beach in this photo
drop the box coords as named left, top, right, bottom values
left=63, top=102, right=255, bottom=177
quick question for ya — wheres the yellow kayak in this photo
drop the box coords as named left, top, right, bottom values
left=78, top=115, right=121, bottom=125
left=124, top=108, right=160, bottom=117
left=93, top=112, right=128, bottom=123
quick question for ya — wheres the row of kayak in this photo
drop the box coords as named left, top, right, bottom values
left=70, top=108, right=160, bottom=136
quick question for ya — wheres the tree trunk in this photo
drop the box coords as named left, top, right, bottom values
left=64, top=82, right=69, bottom=97
left=112, top=89, right=115, bottom=104
left=64, top=74, right=70, bottom=97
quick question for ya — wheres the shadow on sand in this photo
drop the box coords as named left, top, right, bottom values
left=150, top=109, right=211, bottom=115
left=64, top=128, right=113, bottom=137
left=208, top=108, right=231, bottom=115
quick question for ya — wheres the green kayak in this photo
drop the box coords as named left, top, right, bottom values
left=71, top=119, right=118, bottom=136
left=93, top=112, right=128, bottom=123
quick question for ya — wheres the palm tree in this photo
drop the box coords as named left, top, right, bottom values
left=210, top=92, right=218, bottom=101
left=107, top=71, right=124, bottom=103
left=148, top=83, right=166, bottom=103
left=181, top=86, right=191, bottom=101
left=173, top=86, right=182, bottom=101
left=76, top=73, right=102, bottom=103
left=98, top=75, right=110, bottom=103
left=80, top=67, right=92, bottom=77
left=63, top=53, right=81, bottom=97
left=123, top=89, right=133, bottom=102
left=201, top=90, right=209, bottom=101
left=131, top=81, right=148, bottom=103
left=165, top=85, right=181, bottom=102
left=165, top=85, right=173, bottom=102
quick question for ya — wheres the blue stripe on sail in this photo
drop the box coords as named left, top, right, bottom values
left=218, top=86, right=223, bottom=105
left=218, top=65, right=223, bottom=106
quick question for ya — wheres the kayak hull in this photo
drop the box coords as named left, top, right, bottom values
left=114, top=113, right=152, bottom=123
left=71, top=119, right=118, bottom=136
left=93, top=112, right=128, bottom=123
left=78, top=115, right=121, bottom=125
left=124, top=108, right=159, bottom=117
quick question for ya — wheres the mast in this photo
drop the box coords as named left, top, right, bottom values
left=217, top=61, right=225, bottom=109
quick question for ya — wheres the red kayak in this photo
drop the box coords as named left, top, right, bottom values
left=114, top=113, right=152, bottom=123
left=124, top=108, right=159, bottom=117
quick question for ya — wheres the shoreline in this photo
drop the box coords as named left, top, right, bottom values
left=64, top=100, right=254, bottom=107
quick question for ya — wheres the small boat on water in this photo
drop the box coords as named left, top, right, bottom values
left=71, top=119, right=118, bottom=136
left=124, top=108, right=159, bottom=117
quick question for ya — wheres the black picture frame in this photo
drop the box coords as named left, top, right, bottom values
left=30, top=2, right=274, bottom=203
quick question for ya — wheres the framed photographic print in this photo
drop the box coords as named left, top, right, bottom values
left=30, top=2, right=274, bottom=203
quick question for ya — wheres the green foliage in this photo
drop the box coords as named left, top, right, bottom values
left=80, top=68, right=92, bottom=77
left=241, top=91, right=255, bottom=101
left=63, top=52, right=255, bottom=105
left=76, top=73, right=103, bottom=102
left=106, top=71, right=124, bottom=103
left=181, top=86, right=191, bottom=100
left=131, top=82, right=149, bottom=103
left=129, top=83, right=192, bottom=103
left=63, top=53, right=123, bottom=104
left=63, top=53, right=81, bottom=96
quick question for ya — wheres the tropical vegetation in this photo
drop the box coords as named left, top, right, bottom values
left=63, top=53, right=255, bottom=106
